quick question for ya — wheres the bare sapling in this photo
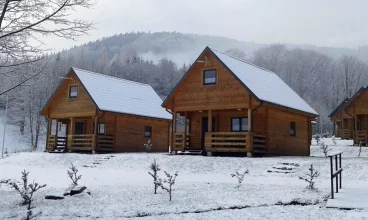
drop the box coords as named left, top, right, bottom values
left=315, top=135, right=320, bottom=145
left=332, top=137, right=337, bottom=145
left=320, top=142, right=331, bottom=158
left=159, top=171, right=178, bottom=201
left=148, top=159, right=161, bottom=194
left=144, top=139, right=152, bottom=152
left=358, top=141, right=363, bottom=157
left=299, top=164, right=320, bottom=189
left=231, top=169, right=249, bottom=189
left=67, top=163, right=82, bottom=186
left=3, top=170, right=46, bottom=220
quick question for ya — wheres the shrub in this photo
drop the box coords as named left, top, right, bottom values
left=159, top=171, right=178, bottom=201
left=314, top=135, right=320, bottom=145
left=67, top=163, right=82, bottom=186
left=332, top=137, right=337, bottom=145
left=148, top=159, right=161, bottom=194
left=299, top=164, right=319, bottom=189
left=319, top=142, right=331, bottom=158
left=144, top=139, right=152, bottom=152
left=231, top=170, right=249, bottom=189
left=358, top=141, right=363, bottom=157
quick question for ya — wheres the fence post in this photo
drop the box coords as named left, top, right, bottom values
left=330, top=156, right=334, bottom=199
left=339, top=153, right=342, bottom=189
left=335, top=155, right=338, bottom=193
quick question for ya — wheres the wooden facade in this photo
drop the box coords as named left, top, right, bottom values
left=41, top=70, right=170, bottom=153
left=163, top=48, right=317, bottom=156
left=330, top=87, right=368, bottom=144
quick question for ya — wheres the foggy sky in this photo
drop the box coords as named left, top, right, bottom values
left=44, top=0, right=367, bottom=51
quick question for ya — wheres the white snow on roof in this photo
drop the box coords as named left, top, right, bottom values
left=210, top=48, right=318, bottom=115
left=72, top=68, right=172, bottom=120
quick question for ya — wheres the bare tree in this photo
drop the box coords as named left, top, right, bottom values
left=0, top=0, right=95, bottom=95
left=299, top=164, right=320, bottom=189
left=339, top=56, right=366, bottom=97
left=253, top=44, right=287, bottom=74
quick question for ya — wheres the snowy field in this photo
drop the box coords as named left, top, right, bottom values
left=1, top=138, right=368, bottom=219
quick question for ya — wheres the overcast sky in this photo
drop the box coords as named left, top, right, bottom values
left=45, top=0, right=367, bottom=51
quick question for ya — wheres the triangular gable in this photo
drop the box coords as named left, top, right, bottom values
left=344, top=87, right=368, bottom=112
left=328, top=97, right=350, bottom=118
left=163, top=47, right=318, bottom=116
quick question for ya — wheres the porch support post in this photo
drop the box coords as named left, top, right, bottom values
left=247, top=107, right=253, bottom=157
left=207, top=110, right=212, bottom=156
left=93, top=116, right=98, bottom=154
left=171, top=111, right=177, bottom=155
left=68, top=118, right=73, bottom=152
left=341, top=113, right=344, bottom=139
left=55, top=119, right=59, bottom=138
left=184, top=112, right=187, bottom=149
left=47, top=117, right=52, bottom=151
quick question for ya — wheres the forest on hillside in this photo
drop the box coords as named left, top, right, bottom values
left=0, top=32, right=367, bottom=150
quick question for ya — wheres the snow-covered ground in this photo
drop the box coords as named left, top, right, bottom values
left=1, top=138, right=368, bottom=219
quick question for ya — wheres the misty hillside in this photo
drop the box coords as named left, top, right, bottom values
left=69, top=32, right=368, bottom=64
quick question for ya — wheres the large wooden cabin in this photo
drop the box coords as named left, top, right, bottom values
left=162, top=47, right=318, bottom=156
left=41, top=68, right=171, bottom=153
left=330, top=87, right=368, bottom=144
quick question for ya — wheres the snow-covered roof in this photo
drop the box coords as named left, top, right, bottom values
left=210, top=48, right=318, bottom=115
left=72, top=68, right=172, bottom=120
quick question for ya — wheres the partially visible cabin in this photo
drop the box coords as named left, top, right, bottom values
left=330, top=87, right=368, bottom=144
left=162, top=47, right=318, bottom=156
left=41, top=68, right=171, bottom=153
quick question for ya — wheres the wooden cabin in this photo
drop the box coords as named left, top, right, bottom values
left=330, top=87, right=368, bottom=144
left=41, top=68, right=171, bottom=153
left=162, top=47, right=318, bottom=156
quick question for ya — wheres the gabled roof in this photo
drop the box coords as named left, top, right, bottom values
left=328, top=97, right=350, bottom=118
left=328, top=87, right=367, bottom=118
left=42, top=68, right=172, bottom=120
left=162, top=47, right=318, bottom=116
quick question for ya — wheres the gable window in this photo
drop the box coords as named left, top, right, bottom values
left=93, top=123, right=105, bottom=135
left=231, top=117, right=248, bottom=132
left=290, top=122, right=296, bottom=137
left=144, top=126, right=152, bottom=138
left=69, top=85, right=78, bottom=98
left=203, top=69, right=217, bottom=85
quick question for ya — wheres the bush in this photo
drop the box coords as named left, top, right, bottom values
left=67, top=163, right=82, bottom=186
left=299, top=164, right=319, bottom=189
left=231, top=170, right=249, bottom=189
left=319, top=142, right=331, bottom=158
left=158, top=171, right=178, bottom=201
left=148, top=159, right=161, bottom=194
left=144, top=139, right=152, bottom=152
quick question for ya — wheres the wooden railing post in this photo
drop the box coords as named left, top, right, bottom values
left=184, top=112, right=187, bottom=149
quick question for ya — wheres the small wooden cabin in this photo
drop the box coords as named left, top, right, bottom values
left=330, top=87, right=368, bottom=144
left=162, top=47, right=318, bottom=156
left=41, top=68, right=171, bottom=153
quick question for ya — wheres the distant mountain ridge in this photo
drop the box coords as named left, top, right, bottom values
left=66, top=31, right=368, bottom=65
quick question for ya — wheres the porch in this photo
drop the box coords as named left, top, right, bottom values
left=171, top=108, right=267, bottom=156
left=46, top=117, right=114, bottom=153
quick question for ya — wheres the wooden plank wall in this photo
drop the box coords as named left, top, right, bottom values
left=43, top=71, right=96, bottom=118
left=165, top=50, right=258, bottom=112
left=267, top=107, right=310, bottom=156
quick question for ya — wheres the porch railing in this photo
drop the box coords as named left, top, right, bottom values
left=334, top=129, right=341, bottom=137
left=356, top=130, right=367, bottom=144
left=172, top=133, right=190, bottom=151
left=205, top=132, right=266, bottom=153
left=47, top=135, right=56, bottom=151
left=67, top=134, right=95, bottom=151
left=341, top=129, right=351, bottom=139
left=97, top=135, right=114, bottom=151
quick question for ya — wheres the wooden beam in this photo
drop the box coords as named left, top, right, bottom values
left=248, top=108, right=253, bottom=154
left=55, top=119, right=59, bottom=138
left=208, top=110, right=212, bottom=132
left=93, top=116, right=98, bottom=153
left=184, top=111, right=187, bottom=149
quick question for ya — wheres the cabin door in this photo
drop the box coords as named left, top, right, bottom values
left=74, top=122, right=85, bottom=135
left=201, top=117, right=216, bottom=150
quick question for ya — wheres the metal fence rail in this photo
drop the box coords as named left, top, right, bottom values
left=328, top=151, right=343, bottom=199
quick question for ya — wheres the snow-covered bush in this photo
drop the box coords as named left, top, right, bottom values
left=320, top=142, right=331, bottom=158
left=144, top=139, right=152, bottom=152
left=148, top=159, right=161, bottom=194
left=299, top=164, right=319, bottom=189
left=314, top=135, right=320, bottom=145
left=159, top=171, right=178, bottom=201
left=2, top=170, right=46, bottom=220
left=332, top=137, right=337, bottom=145
left=231, top=169, right=249, bottom=189
left=67, top=163, right=82, bottom=186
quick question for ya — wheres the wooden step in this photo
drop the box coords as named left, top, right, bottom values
left=177, top=150, right=203, bottom=155
left=49, top=148, right=67, bottom=153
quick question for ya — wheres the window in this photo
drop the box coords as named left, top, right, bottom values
left=231, top=117, right=248, bottom=132
left=93, top=123, right=105, bottom=135
left=357, top=120, right=361, bottom=130
left=144, top=126, right=152, bottom=138
left=69, top=85, right=78, bottom=98
left=203, top=69, right=217, bottom=85
left=290, top=122, right=296, bottom=137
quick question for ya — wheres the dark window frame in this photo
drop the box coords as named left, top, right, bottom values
left=69, top=85, right=78, bottom=98
left=290, top=121, right=296, bottom=137
left=203, top=69, right=217, bottom=85
left=144, top=126, right=152, bottom=138
left=231, top=117, right=248, bottom=132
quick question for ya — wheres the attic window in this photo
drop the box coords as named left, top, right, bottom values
left=69, top=85, right=78, bottom=98
left=203, top=69, right=217, bottom=85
